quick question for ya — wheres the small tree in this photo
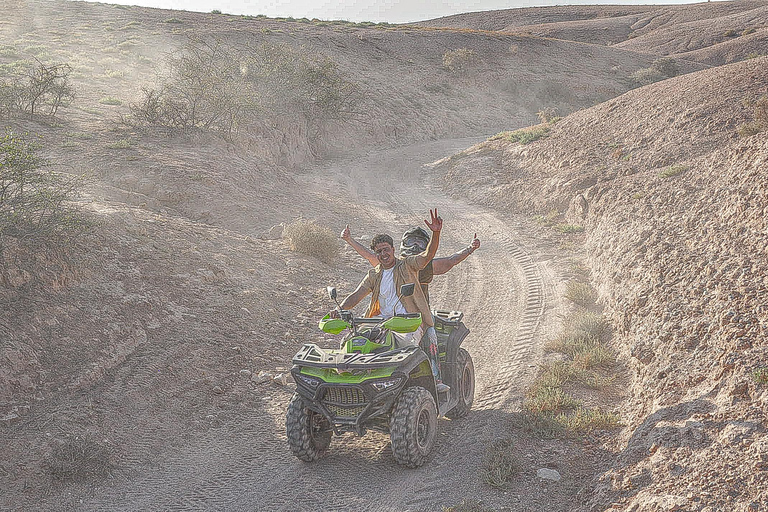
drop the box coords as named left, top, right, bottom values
left=129, top=37, right=246, bottom=136
left=0, top=61, right=75, bottom=118
left=0, top=129, right=86, bottom=241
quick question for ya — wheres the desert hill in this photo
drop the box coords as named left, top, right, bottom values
left=432, top=55, right=768, bottom=509
left=417, top=0, right=768, bottom=66
left=1, top=0, right=767, bottom=510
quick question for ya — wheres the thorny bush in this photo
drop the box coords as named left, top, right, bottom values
left=0, top=60, right=75, bottom=118
left=128, top=37, right=359, bottom=138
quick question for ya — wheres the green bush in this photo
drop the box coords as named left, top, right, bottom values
left=566, top=311, right=612, bottom=343
left=753, top=367, right=768, bottom=385
left=98, top=96, right=122, bottom=105
left=555, top=223, right=584, bottom=234
left=283, top=219, right=338, bottom=263
left=524, top=381, right=579, bottom=414
left=0, top=130, right=85, bottom=241
left=491, top=124, right=550, bottom=144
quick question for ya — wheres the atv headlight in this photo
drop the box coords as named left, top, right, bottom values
left=295, top=374, right=322, bottom=389
left=370, top=377, right=403, bottom=392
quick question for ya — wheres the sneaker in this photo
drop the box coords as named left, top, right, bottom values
left=436, top=382, right=450, bottom=394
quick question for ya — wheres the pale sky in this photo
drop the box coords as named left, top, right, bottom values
left=79, top=0, right=712, bottom=24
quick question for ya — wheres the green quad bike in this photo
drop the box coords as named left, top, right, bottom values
left=286, top=284, right=475, bottom=468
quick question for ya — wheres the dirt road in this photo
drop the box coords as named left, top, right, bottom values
left=48, top=139, right=566, bottom=511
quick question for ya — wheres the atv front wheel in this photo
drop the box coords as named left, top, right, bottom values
left=390, top=386, right=437, bottom=468
left=286, top=393, right=332, bottom=461
left=446, top=348, right=475, bottom=419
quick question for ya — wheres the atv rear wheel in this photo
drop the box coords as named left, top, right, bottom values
left=446, top=348, right=475, bottom=419
left=286, top=393, right=332, bottom=461
left=390, top=386, right=437, bottom=468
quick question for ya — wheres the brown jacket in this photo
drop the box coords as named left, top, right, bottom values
left=360, top=256, right=434, bottom=328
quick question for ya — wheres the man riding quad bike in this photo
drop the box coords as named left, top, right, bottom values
left=286, top=284, right=475, bottom=467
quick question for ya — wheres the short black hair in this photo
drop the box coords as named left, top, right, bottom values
left=370, top=234, right=394, bottom=251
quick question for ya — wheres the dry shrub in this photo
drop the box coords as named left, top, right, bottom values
left=737, top=122, right=763, bottom=137
left=442, top=48, right=476, bottom=73
left=283, top=219, right=338, bottom=263
left=754, top=96, right=768, bottom=125
left=45, top=435, right=112, bottom=482
left=651, top=57, right=678, bottom=78
left=564, top=281, right=597, bottom=307
left=480, top=438, right=521, bottom=489
left=536, top=107, right=558, bottom=123
left=632, top=67, right=664, bottom=86
left=0, top=61, right=75, bottom=118
left=128, top=37, right=358, bottom=138
left=737, top=95, right=768, bottom=137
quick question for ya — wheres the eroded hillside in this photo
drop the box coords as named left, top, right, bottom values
left=1, top=0, right=767, bottom=510
left=432, top=56, right=768, bottom=509
left=417, top=0, right=768, bottom=66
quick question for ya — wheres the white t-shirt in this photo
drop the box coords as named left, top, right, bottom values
left=379, top=267, right=407, bottom=318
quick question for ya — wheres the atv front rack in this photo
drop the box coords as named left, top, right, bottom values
left=293, top=343, right=421, bottom=371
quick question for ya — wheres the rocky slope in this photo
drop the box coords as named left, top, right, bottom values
left=432, top=56, right=768, bottom=510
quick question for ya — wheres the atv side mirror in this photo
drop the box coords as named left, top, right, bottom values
left=327, top=286, right=337, bottom=300
left=399, top=283, right=415, bottom=298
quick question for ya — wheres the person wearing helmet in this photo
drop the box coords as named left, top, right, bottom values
left=340, top=224, right=480, bottom=303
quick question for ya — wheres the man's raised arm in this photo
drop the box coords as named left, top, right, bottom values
left=432, top=233, right=480, bottom=275
left=414, top=208, right=442, bottom=269
left=341, top=225, right=379, bottom=267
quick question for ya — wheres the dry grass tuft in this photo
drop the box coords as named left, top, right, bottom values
left=283, top=219, right=338, bottom=263
left=524, top=306, right=620, bottom=437
left=491, top=124, right=550, bottom=145
left=564, top=280, right=597, bottom=307
left=738, top=95, right=768, bottom=137
left=658, top=164, right=688, bottom=179
left=559, top=408, right=621, bottom=432
left=480, top=438, right=522, bottom=489
left=752, top=367, right=768, bottom=385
